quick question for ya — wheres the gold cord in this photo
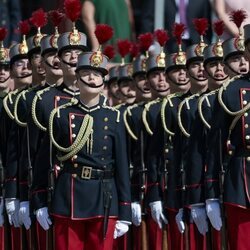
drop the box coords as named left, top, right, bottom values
left=123, top=106, right=138, bottom=140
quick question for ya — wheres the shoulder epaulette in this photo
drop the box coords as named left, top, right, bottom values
left=31, top=85, right=54, bottom=131
left=198, top=89, right=219, bottom=129
left=3, top=89, right=21, bottom=120
left=177, top=93, right=200, bottom=138
left=103, top=105, right=121, bottom=122
left=142, top=98, right=161, bottom=135
left=218, top=75, right=247, bottom=116
left=124, top=104, right=138, bottom=140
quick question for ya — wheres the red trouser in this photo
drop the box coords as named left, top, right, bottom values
left=0, top=226, right=4, bottom=250
left=147, top=215, right=162, bottom=250
left=166, top=208, right=184, bottom=250
left=225, top=204, right=250, bottom=250
left=188, top=222, right=206, bottom=250
left=54, top=217, right=116, bottom=250
left=211, top=227, right=222, bottom=250
left=10, top=226, right=22, bottom=250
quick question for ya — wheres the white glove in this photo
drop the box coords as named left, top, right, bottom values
left=35, top=207, right=52, bottom=231
left=5, top=198, right=20, bottom=227
left=175, top=208, right=185, bottom=233
left=206, top=199, right=222, bottom=231
left=113, top=220, right=130, bottom=239
left=19, top=201, right=31, bottom=230
left=0, top=198, right=4, bottom=226
left=191, top=205, right=208, bottom=235
left=131, top=202, right=142, bottom=226
left=149, top=201, right=168, bottom=229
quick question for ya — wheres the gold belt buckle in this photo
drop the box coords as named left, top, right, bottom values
left=81, top=166, right=92, bottom=179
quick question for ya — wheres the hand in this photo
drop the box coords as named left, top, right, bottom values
left=0, top=198, right=4, bottom=226
left=35, top=207, right=52, bottom=231
left=190, top=205, right=208, bottom=235
left=175, top=208, right=185, bottom=233
left=206, top=199, right=222, bottom=231
left=5, top=198, right=20, bottom=227
left=149, top=201, right=168, bottom=229
left=131, top=202, right=141, bottom=226
left=19, top=201, right=31, bottom=230
left=113, top=220, right=130, bottom=239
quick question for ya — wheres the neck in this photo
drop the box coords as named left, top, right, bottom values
left=32, top=73, right=45, bottom=87
left=63, top=75, right=78, bottom=91
left=14, top=81, right=28, bottom=90
left=208, top=79, right=222, bottom=91
left=125, top=96, right=136, bottom=105
left=0, top=87, right=9, bottom=94
left=80, top=93, right=100, bottom=108
left=190, top=81, right=208, bottom=94
left=46, top=73, right=63, bottom=86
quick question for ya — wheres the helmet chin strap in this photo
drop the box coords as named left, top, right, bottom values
left=45, top=60, right=61, bottom=70
left=0, top=76, right=10, bottom=83
left=61, top=59, right=77, bottom=67
left=149, top=81, right=170, bottom=93
left=206, top=71, right=229, bottom=82
left=225, top=61, right=245, bottom=76
left=135, top=83, right=151, bottom=94
left=80, top=77, right=104, bottom=88
left=16, top=73, right=32, bottom=79
left=188, top=72, right=207, bottom=82
left=167, top=74, right=190, bottom=87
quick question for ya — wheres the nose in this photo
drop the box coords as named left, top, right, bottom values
left=159, top=72, right=165, bottom=80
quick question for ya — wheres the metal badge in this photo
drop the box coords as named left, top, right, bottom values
left=174, top=51, right=186, bottom=65
left=156, top=52, right=166, bottom=67
left=90, top=51, right=103, bottom=67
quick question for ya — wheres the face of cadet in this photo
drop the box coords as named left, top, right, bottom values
left=31, top=53, right=45, bottom=77
left=78, top=69, right=104, bottom=95
left=60, top=49, right=82, bottom=76
left=205, top=60, right=228, bottom=81
left=188, top=60, right=208, bottom=87
left=110, top=80, right=122, bottom=99
left=11, top=58, right=32, bottom=85
left=148, top=70, right=169, bottom=93
left=134, top=73, right=152, bottom=99
left=0, top=64, right=10, bottom=89
left=226, top=54, right=249, bottom=76
left=43, top=51, right=63, bottom=77
left=167, top=68, right=190, bottom=92
left=119, top=79, right=136, bottom=99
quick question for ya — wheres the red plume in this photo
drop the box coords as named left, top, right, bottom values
left=213, top=20, right=224, bottom=37
left=48, top=10, right=65, bottom=27
left=193, top=18, right=209, bottom=36
left=64, top=0, right=81, bottom=22
left=229, top=9, right=248, bottom=28
left=0, top=28, right=7, bottom=41
left=95, top=24, right=114, bottom=45
left=18, top=20, right=31, bottom=36
left=103, top=45, right=115, bottom=59
left=130, top=43, right=140, bottom=58
left=172, top=23, right=186, bottom=45
left=117, top=39, right=131, bottom=58
left=154, top=29, right=169, bottom=47
left=138, top=32, right=153, bottom=52
left=29, top=8, right=47, bottom=28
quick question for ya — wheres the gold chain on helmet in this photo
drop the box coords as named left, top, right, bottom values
left=177, top=93, right=200, bottom=138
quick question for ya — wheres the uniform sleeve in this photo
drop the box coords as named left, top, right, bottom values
left=114, top=118, right=132, bottom=222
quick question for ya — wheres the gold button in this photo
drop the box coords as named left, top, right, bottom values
left=245, top=124, right=249, bottom=129
left=165, top=149, right=169, bottom=153
left=104, top=126, right=108, bottom=130
left=71, top=115, right=75, bottom=119
left=243, top=100, right=248, bottom=105
left=245, top=113, right=248, bottom=117
left=103, top=146, right=107, bottom=150
left=242, top=90, right=246, bottom=95
left=73, top=163, right=78, bottom=168
left=104, top=135, right=108, bottom=140
left=72, top=155, right=77, bottom=160
left=71, top=124, right=76, bottom=128
left=101, top=157, right=105, bottom=161
left=72, top=133, right=76, bottom=138
left=247, top=157, right=250, bottom=162
left=247, top=145, right=250, bottom=149
left=72, top=174, right=77, bottom=178
left=56, top=96, right=60, bottom=101
left=246, top=135, right=250, bottom=140
left=104, top=117, right=108, bottom=122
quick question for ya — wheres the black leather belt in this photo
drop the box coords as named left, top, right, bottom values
left=62, top=165, right=114, bottom=180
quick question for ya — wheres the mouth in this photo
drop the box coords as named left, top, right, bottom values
left=239, top=67, right=248, bottom=74
left=53, top=62, right=60, bottom=69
